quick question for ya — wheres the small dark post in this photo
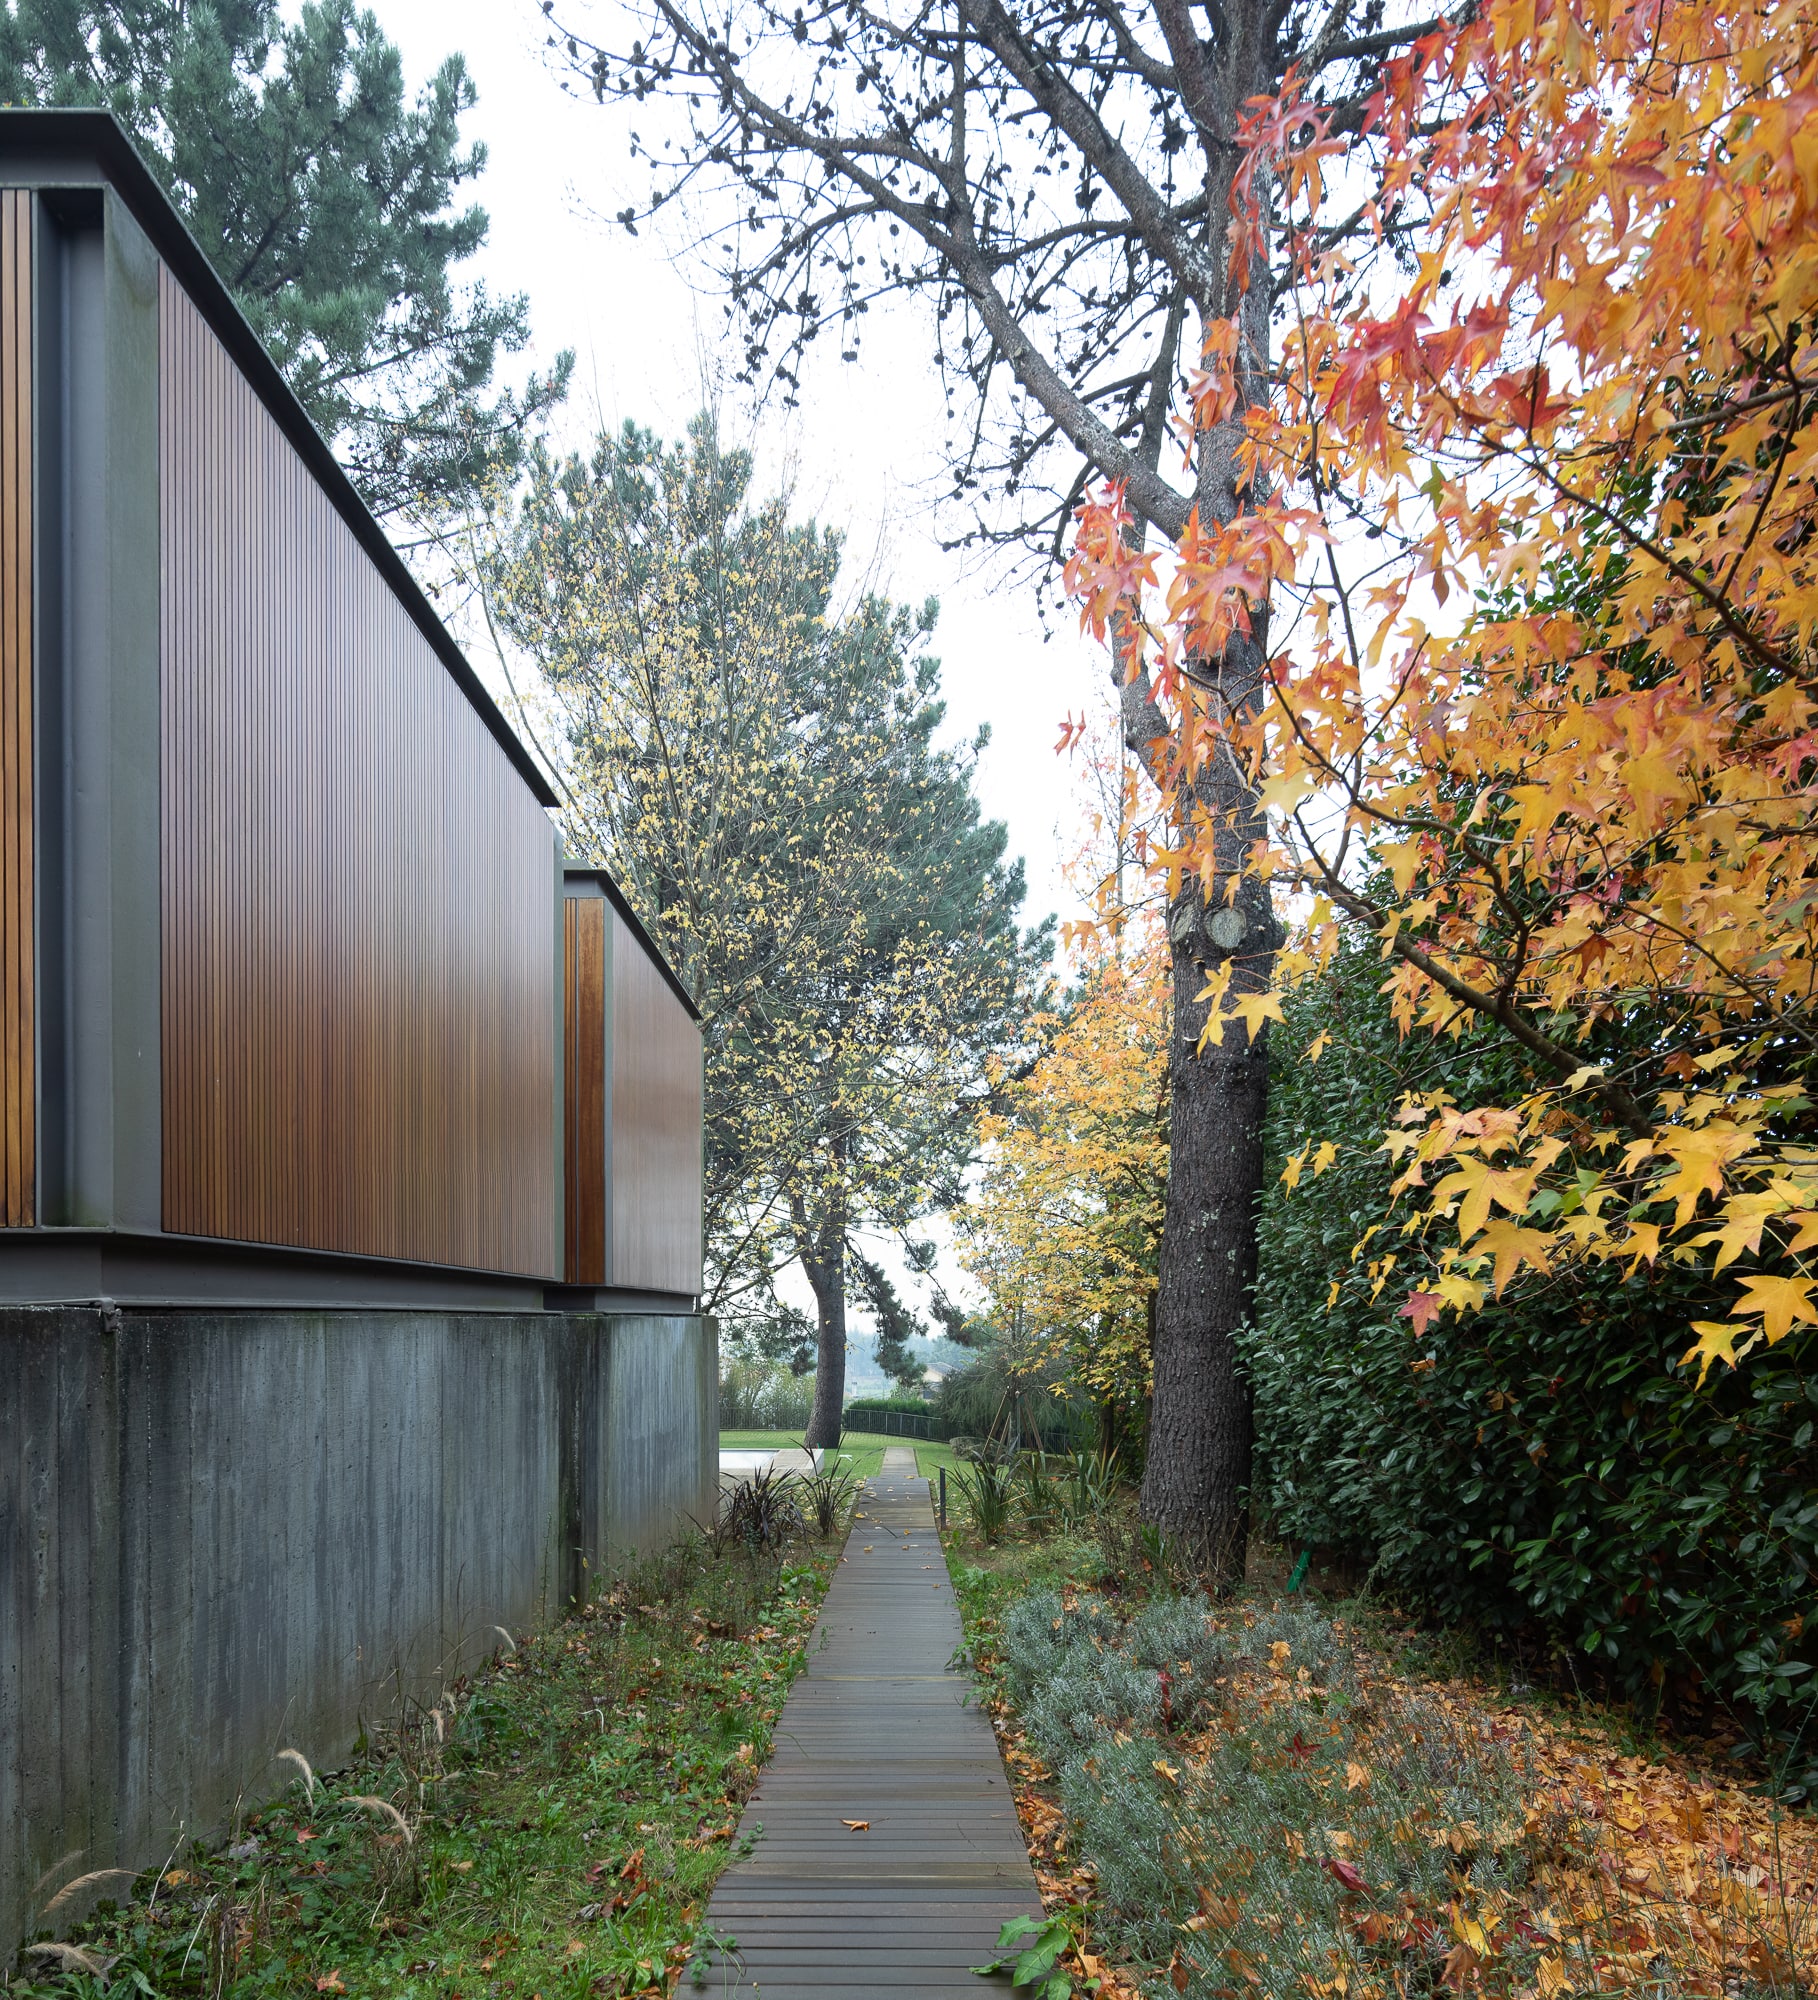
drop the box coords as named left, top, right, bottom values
left=938, top=1466, right=947, bottom=1530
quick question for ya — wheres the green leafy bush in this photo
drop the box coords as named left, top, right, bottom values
left=720, top=1353, right=814, bottom=1428
left=843, top=1392, right=938, bottom=1417
left=1247, top=942, right=1818, bottom=1781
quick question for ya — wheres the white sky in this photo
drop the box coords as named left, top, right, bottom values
left=377, top=0, right=1110, bottom=939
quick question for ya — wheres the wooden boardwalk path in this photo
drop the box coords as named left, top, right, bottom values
left=687, top=1447, right=1042, bottom=1996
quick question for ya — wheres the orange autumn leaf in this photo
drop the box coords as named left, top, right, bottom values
left=1066, top=0, right=1818, bottom=1373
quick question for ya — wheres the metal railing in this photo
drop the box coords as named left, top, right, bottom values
left=841, top=1407, right=944, bottom=1441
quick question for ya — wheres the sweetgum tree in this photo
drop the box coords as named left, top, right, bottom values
left=1069, top=0, right=1818, bottom=1388
left=541, top=0, right=1453, bottom=1578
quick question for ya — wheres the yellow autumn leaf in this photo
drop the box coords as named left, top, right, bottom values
left=1684, top=1320, right=1747, bottom=1385
left=1377, top=839, right=1424, bottom=893
left=1654, top=1123, right=1759, bottom=1226
left=1258, top=766, right=1317, bottom=814
left=1694, top=1190, right=1786, bottom=1272
left=1230, top=990, right=1286, bottom=1038
left=1432, top=1157, right=1539, bottom=1241
left=1731, top=1272, right=1818, bottom=1344
left=1470, top=1218, right=1555, bottom=1296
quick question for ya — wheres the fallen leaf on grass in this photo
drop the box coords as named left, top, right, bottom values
left=1440, top=1942, right=1480, bottom=1989
left=314, top=1973, right=346, bottom=1993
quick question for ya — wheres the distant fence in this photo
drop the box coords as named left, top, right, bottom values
left=839, top=1405, right=1085, bottom=1450
left=842, top=1405, right=946, bottom=1440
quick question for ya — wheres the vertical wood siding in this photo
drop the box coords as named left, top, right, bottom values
left=563, top=897, right=607, bottom=1286
left=610, top=912, right=703, bottom=1296
left=0, top=193, right=32, bottom=1230
left=159, top=274, right=557, bottom=1276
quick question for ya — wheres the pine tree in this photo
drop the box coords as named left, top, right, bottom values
left=0, top=0, right=570, bottom=522
left=483, top=413, right=1050, bottom=1442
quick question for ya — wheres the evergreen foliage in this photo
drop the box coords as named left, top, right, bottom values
left=0, top=0, right=569, bottom=521
left=1248, top=942, right=1818, bottom=1783
left=851, top=1254, right=930, bottom=1393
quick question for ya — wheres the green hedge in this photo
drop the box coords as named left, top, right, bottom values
left=1246, top=942, right=1818, bottom=1787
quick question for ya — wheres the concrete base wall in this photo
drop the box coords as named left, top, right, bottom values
left=0, top=1306, right=718, bottom=1954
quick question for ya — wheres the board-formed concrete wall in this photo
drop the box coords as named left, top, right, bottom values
left=0, top=1306, right=717, bottom=1954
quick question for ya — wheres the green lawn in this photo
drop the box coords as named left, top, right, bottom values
left=717, top=1427, right=962, bottom=1485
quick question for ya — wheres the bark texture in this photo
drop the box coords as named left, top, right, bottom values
left=1138, top=906, right=1270, bottom=1580
left=799, top=1207, right=848, bottom=1449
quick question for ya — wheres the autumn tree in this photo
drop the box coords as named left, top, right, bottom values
left=483, top=414, right=1045, bottom=1443
left=0, top=0, right=569, bottom=523
left=965, top=922, right=1169, bottom=1436
left=540, top=0, right=1457, bottom=1577
left=1070, top=0, right=1818, bottom=1382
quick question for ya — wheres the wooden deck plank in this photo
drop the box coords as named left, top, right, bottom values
left=686, top=1450, right=1041, bottom=1995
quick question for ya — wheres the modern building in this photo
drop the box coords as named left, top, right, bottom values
left=0, top=110, right=716, bottom=1954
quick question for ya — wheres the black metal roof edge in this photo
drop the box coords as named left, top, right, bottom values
left=562, top=866, right=703, bottom=1022
left=0, top=107, right=561, bottom=810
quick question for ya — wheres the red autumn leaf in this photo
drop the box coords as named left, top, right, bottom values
left=1400, top=1291, right=1444, bottom=1337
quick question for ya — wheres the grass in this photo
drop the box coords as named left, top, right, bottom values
left=715, top=1427, right=964, bottom=1485
left=12, top=1536, right=840, bottom=2000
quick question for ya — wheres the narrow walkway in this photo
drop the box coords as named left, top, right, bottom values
left=687, top=1447, right=1042, bottom=1996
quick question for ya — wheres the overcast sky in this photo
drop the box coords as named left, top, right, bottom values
left=378, top=0, right=1109, bottom=938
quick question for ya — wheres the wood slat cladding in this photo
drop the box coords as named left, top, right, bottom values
left=563, top=896, right=607, bottom=1287
left=0, top=192, right=32, bottom=1230
left=610, top=910, right=703, bottom=1296
left=159, top=274, right=557, bottom=1277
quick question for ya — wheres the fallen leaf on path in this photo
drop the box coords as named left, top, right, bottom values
left=841, top=1819, right=871, bottom=1831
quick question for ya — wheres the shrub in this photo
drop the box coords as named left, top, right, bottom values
left=1247, top=940, right=1818, bottom=1782
left=843, top=1392, right=937, bottom=1416
left=713, top=1465, right=806, bottom=1551
left=720, top=1354, right=815, bottom=1429
left=998, top=1593, right=1531, bottom=1985
left=952, top=1458, right=1018, bottom=1544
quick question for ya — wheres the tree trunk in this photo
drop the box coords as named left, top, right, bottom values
left=800, top=1216, right=848, bottom=1450
left=1139, top=890, right=1271, bottom=1583
left=1115, top=123, right=1278, bottom=1584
